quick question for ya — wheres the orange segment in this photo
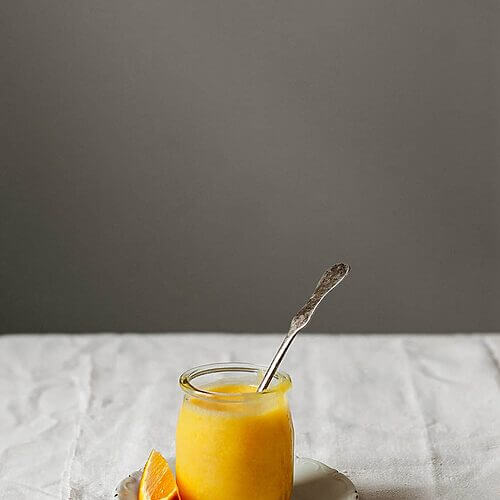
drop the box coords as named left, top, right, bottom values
left=138, top=449, right=178, bottom=500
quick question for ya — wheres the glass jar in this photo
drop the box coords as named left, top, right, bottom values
left=175, top=362, right=294, bottom=500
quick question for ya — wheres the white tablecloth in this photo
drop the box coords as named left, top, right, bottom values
left=0, top=334, right=499, bottom=499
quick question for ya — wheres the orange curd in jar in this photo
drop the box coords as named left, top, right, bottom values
left=175, top=363, right=294, bottom=500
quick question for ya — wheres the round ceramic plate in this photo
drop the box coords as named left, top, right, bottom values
left=115, top=456, right=358, bottom=499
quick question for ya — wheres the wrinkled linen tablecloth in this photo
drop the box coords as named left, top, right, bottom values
left=0, top=334, right=499, bottom=500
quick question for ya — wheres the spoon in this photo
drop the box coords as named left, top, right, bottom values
left=257, top=263, right=351, bottom=392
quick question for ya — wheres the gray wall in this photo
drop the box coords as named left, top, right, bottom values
left=2, top=1, right=499, bottom=333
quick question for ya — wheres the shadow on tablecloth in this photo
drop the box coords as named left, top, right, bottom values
left=359, top=485, right=431, bottom=499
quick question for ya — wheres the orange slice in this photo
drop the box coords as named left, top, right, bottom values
left=138, top=449, right=178, bottom=500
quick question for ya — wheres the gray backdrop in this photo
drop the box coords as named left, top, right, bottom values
left=2, top=1, right=499, bottom=333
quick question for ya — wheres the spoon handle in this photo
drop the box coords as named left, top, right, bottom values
left=257, top=263, right=350, bottom=392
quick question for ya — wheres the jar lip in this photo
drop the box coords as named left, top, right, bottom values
left=179, top=362, right=292, bottom=401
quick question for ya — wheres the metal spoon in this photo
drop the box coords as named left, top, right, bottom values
left=257, top=263, right=350, bottom=392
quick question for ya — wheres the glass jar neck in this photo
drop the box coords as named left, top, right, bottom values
left=179, top=362, right=292, bottom=404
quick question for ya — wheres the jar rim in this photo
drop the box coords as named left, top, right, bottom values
left=179, top=362, right=292, bottom=401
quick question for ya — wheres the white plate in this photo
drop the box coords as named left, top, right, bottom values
left=115, top=456, right=358, bottom=499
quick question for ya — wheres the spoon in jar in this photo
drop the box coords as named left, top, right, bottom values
left=257, top=263, right=351, bottom=392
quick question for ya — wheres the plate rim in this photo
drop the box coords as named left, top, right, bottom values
left=115, top=456, right=358, bottom=499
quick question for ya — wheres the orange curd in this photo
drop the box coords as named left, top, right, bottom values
left=175, top=363, right=294, bottom=500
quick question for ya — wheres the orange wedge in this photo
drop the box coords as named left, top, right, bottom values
left=138, top=449, right=178, bottom=500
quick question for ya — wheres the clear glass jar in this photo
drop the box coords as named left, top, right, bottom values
left=175, top=362, right=294, bottom=500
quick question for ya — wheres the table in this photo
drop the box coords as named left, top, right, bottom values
left=0, top=334, right=499, bottom=499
